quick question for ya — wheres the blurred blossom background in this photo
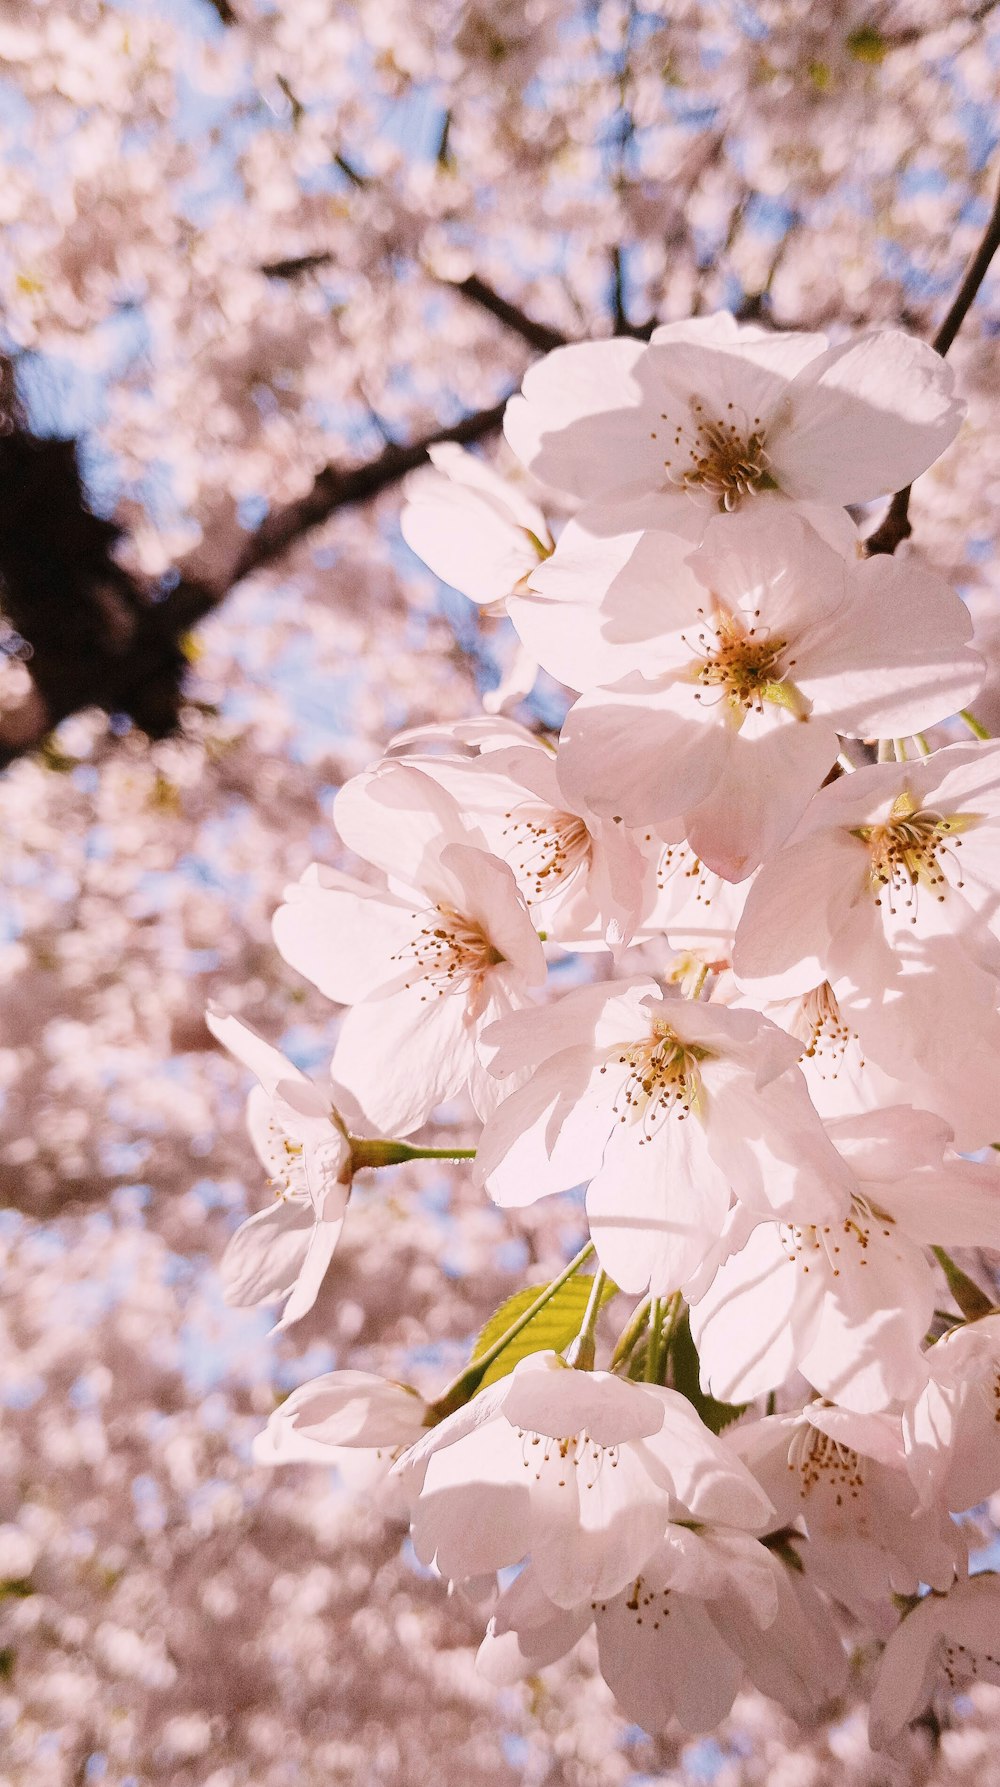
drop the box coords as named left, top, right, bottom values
left=3, top=2, right=1000, bottom=1781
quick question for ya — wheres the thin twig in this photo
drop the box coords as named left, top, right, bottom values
left=865, top=165, right=1000, bottom=557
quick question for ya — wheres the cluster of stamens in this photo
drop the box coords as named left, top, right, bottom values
left=595, top=1576, right=671, bottom=1630
left=516, top=1427, right=618, bottom=1489
left=854, top=794, right=974, bottom=923
left=942, top=1638, right=1000, bottom=1689
left=600, top=1020, right=711, bottom=1143
left=795, top=982, right=863, bottom=1080
left=652, top=837, right=717, bottom=906
left=787, top=1423, right=866, bottom=1508
left=265, top=1118, right=309, bottom=1203
left=779, top=1195, right=892, bottom=1280
left=682, top=606, right=791, bottom=715
left=391, top=903, right=504, bottom=1001
left=502, top=805, right=592, bottom=900
left=650, top=396, right=771, bottom=511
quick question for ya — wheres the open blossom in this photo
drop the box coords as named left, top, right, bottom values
left=272, top=763, right=545, bottom=1135
left=479, top=1529, right=847, bottom=1732
left=475, top=978, right=854, bottom=1292
left=206, top=1011, right=353, bottom=1331
left=733, top=743, right=1000, bottom=1146
left=395, top=1351, right=773, bottom=1607
left=732, top=1407, right=963, bottom=1623
left=904, top=1312, right=1000, bottom=1515
left=389, top=722, right=646, bottom=949
left=504, top=311, right=964, bottom=537
left=691, top=1107, right=1000, bottom=1413
left=547, top=510, right=982, bottom=878
left=870, top=1574, right=1000, bottom=1749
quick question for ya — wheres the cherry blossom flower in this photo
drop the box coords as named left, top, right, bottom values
left=477, top=1534, right=770, bottom=1735
left=732, top=1406, right=963, bottom=1622
left=400, top=442, right=553, bottom=607
left=272, top=763, right=545, bottom=1134
left=733, top=744, right=1000, bottom=1146
left=388, top=724, right=646, bottom=949
left=253, top=1370, right=429, bottom=1515
left=504, top=311, right=964, bottom=537
left=396, top=1350, right=773, bottom=1607
left=870, top=1574, right=1000, bottom=1749
left=206, top=1011, right=353, bottom=1331
left=904, top=1312, right=1000, bottom=1515
left=547, top=511, right=982, bottom=877
left=476, top=978, right=855, bottom=1291
left=691, top=1107, right=1000, bottom=1413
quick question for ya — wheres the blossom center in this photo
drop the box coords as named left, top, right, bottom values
left=515, top=1426, right=619, bottom=1489
left=265, top=1119, right=311, bottom=1203
left=780, top=1194, right=892, bottom=1280
left=793, top=981, right=863, bottom=1080
left=392, top=903, right=505, bottom=1000
left=502, top=806, right=592, bottom=900
left=653, top=396, right=771, bottom=511
left=787, top=1424, right=865, bottom=1507
left=853, top=793, right=975, bottom=921
left=684, top=608, right=793, bottom=717
left=601, top=1020, right=712, bottom=1143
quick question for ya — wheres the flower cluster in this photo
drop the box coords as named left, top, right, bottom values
left=212, top=313, right=1000, bottom=1746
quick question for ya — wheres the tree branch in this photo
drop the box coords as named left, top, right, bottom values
left=865, top=165, right=1000, bottom=556
left=0, top=394, right=516, bottom=766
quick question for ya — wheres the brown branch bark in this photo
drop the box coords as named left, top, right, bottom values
left=0, top=395, right=515, bottom=767
left=865, top=165, right=1000, bottom=557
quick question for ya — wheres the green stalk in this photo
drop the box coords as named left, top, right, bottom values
left=959, top=709, right=991, bottom=741
left=610, top=1295, right=652, bottom=1373
left=349, top=1139, right=477, bottom=1168
left=565, top=1267, right=608, bottom=1371
left=427, top=1240, right=595, bottom=1421
left=645, top=1297, right=665, bottom=1383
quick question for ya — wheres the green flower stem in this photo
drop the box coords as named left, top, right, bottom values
left=931, top=1245, right=995, bottom=1322
left=349, top=1139, right=477, bottom=1169
left=565, top=1267, right=608, bottom=1371
left=645, top=1297, right=666, bottom=1383
left=427, top=1239, right=595, bottom=1422
left=610, top=1296, right=652, bottom=1373
left=960, top=709, right=991, bottom=741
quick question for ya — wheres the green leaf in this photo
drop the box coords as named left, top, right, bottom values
left=669, top=1312, right=746, bottom=1434
left=0, top=1647, right=14, bottom=1681
left=470, top=1275, right=618, bottom=1388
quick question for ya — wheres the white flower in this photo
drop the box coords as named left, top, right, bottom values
left=477, top=1536, right=770, bottom=1735
left=870, top=1574, right=1000, bottom=1749
left=476, top=978, right=854, bottom=1292
left=733, top=744, right=1000, bottom=1147
left=504, top=311, right=963, bottom=534
left=272, top=763, right=545, bottom=1135
left=691, top=1107, right=1000, bottom=1413
left=253, top=1370, right=429, bottom=1516
left=395, top=1350, right=773, bottom=1607
left=904, top=1312, right=1000, bottom=1514
left=207, top=1011, right=352, bottom=1331
left=544, top=510, right=981, bottom=877
left=387, top=722, right=646, bottom=949
left=733, top=1407, right=963, bottom=1621
left=400, top=442, right=552, bottom=606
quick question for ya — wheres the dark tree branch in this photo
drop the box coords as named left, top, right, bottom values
left=0, top=394, right=517, bottom=766
left=228, top=394, right=512, bottom=585
left=865, top=165, right=1000, bottom=557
